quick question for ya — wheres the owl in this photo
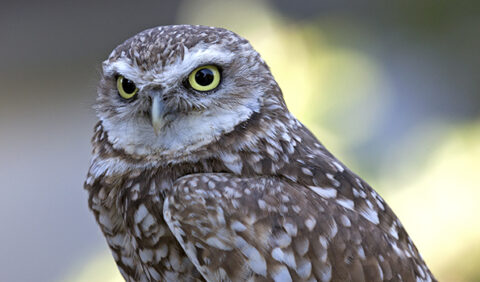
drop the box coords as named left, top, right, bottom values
left=85, top=25, right=435, bottom=282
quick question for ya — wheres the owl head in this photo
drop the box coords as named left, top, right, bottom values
left=96, top=25, right=284, bottom=159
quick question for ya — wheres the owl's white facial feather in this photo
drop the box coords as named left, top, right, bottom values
left=100, top=43, right=262, bottom=158
left=101, top=99, right=260, bottom=158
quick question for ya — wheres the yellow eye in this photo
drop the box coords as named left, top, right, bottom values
left=188, top=65, right=221, bottom=92
left=117, top=75, right=139, bottom=99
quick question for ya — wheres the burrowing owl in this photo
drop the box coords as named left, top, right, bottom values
left=85, top=25, right=435, bottom=281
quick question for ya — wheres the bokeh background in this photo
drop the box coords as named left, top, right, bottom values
left=1, top=0, right=479, bottom=281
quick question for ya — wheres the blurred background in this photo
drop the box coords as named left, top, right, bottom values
left=1, top=0, right=479, bottom=281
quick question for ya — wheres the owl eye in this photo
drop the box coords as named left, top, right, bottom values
left=188, top=65, right=221, bottom=92
left=117, top=75, right=139, bottom=99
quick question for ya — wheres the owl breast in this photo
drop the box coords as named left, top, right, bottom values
left=86, top=162, right=203, bottom=282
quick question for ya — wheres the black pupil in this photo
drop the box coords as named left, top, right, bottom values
left=195, top=68, right=214, bottom=86
left=122, top=78, right=137, bottom=94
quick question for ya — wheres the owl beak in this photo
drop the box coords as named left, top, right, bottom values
left=151, top=95, right=166, bottom=135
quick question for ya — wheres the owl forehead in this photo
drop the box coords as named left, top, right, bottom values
left=103, top=25, right=251, bottom=84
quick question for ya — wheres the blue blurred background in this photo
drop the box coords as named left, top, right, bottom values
left=1, top=1, right=479, bottom=281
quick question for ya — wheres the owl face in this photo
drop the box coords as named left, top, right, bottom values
left=96, top=25, right=276, bottom=158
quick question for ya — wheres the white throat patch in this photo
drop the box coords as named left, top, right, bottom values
left=101, top=101, right=259, bottom=158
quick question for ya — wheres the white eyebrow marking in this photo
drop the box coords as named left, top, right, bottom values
left=103, top=44, right=235, bottom=89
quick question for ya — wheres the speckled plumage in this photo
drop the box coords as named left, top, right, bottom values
left=85, top=25, right=435, bottom=281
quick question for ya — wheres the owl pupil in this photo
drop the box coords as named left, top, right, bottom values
left=195, top=69, right=214, bottom=86
left=122, top=78, right=137, bottom=94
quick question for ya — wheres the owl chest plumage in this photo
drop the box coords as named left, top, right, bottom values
left=84, top=119, right=302, bottom=281
left=86, top=163, right=204, bottom=281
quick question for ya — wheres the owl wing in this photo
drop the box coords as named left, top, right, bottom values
left=163, top=173, right=424, bottom=281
